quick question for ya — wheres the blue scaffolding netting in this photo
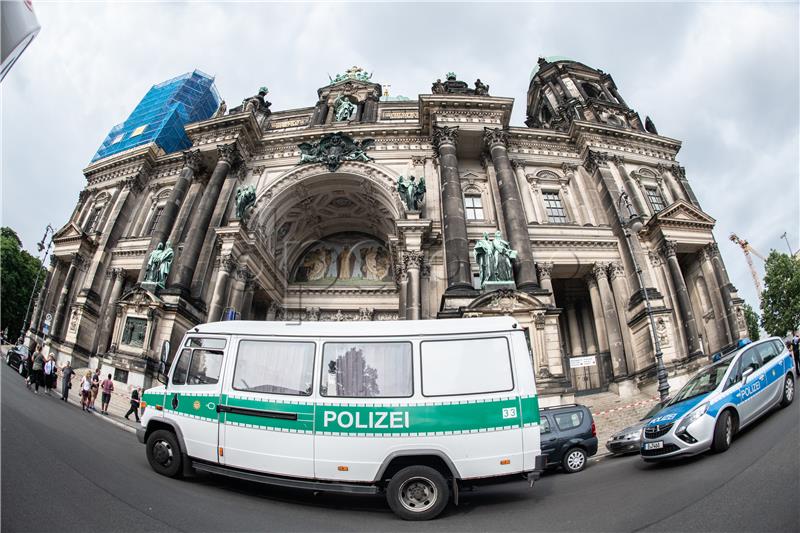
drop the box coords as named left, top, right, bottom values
left=91, top=69, right=221, bottom=162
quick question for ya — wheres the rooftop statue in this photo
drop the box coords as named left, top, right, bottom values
left=397, top=175, right=426, bottom=211
left=235, top=184, right=257, bottom=220
left=431, top=72, right=489, bottom=96
left=242, top=86, right=271, bottom=114
left=213, top=100, right=227, bottom=118
left=328, top=66, right=373, bottom=84
left=297, top=132, right=375, bottom=172
left=333, top=95, right=357, bottom=121
left=474, top=79, right=490, bottom=96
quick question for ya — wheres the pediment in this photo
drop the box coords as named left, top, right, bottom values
left=53, top=222, right=85, bottom=241
left=120, top=287, right=162, bottom=308
left=650, top=200, right=715, bottom=228
left=466, top=289, right=552, bottom=314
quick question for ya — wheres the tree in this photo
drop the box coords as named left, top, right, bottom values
left=1, top=227, right=46, bottom=342
left=760, top=251, right=800, bottom=337
left=741, top=302, right=760, bottom=341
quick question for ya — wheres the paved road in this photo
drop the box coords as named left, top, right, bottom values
left=2, top=364, right=798, bottom=532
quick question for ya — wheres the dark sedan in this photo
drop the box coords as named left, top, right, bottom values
left=605, top=402, right=664, bottom=456
left=5, top=344, right=30, bottom=376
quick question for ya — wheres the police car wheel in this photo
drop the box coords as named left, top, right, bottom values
left=146, top=430, right=183, bottom=478
left=780, top=375, right=794, bottom=407
left=386, top=465, right=449, bottom=521
left=711, top=411, right=733, bottom=453
left=562, top=448, right=587, bottom=473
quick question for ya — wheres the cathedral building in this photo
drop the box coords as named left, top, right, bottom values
left=27, top=58, right=748, bottom=403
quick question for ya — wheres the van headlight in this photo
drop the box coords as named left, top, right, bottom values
left=675, top=402, right=708, bottom=443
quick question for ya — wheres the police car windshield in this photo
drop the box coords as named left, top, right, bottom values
left=668, top=360, right=732, bottom=405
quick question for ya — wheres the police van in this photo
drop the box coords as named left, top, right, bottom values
left=136, top=317, right=545, bottom=520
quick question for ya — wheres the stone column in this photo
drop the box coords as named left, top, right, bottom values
left=662, top=240, right=703, bottom=355
left=705, top=242, right=739, bottom=343
left=227, top=266, right=252, bottom=318
left=396, top=264, right=408, bottom=320
left=240, top=277, right=256, bottom=320
left=585, top=273, right=609, bottom=353
left=483, top=128, right=538, bottom=290
left=608, top=262, right=636, bottom=369
left=511, top=160, right=536, bottom=224
left=565, top=300, right=584, bottom=356
left=432, top=126, right=472, bottom=292
left=580, top=302, right=598, bottom=354
left=593, top=262, right=627, bottom=377
left=51, top=253, right=83, bottom=340
left=613, top=156, right=649, bottom=217
left=139, top=150, right=202, bottom=282
left=537, top=262, right=554, bottom=294
left=97, top=268, right=126, bottom=353
left=172, top=143, right=240, bottom=291
left=403, top=251, right=423, bottom=320
left=207, top=255, right=236, bottom=322
left=699, top=246, right=732, bottom=344
left=562, top=163, right=594, bottom=226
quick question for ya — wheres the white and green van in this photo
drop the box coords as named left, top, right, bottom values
left=136, top=316, right=545, bottom=520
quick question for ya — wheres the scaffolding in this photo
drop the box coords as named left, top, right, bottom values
left=91, top=69, right=220, bottom=162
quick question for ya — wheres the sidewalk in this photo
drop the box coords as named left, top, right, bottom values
left=61, top=369, right=141, bottom=434
left=579, top=391, right=660, bottom=453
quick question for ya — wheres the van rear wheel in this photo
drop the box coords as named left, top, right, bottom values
left=146, top=429, right=183, bottom=478
left=386, top=465, right=449, bottom=521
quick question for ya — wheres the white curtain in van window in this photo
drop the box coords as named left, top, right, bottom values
left=421, top=337, right=513, bottom=396
left=234, top=341, right=315, bottom=396
left=322, top=343, right=412, bottom=397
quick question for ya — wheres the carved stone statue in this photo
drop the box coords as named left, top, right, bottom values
left=474, top=232, right=494, bottom=288
left=242, top=86, right=271, bottom=114
left=474, top=79, right=490, bottom=95
left=431, top=79, right=445, bottom=94
left=396, top=175, right=426, bottom=211
left=333, top=95, right=357, bottom=122
left=235, top=184, right=257, bottom=220
left=297, top=132, right=375, bottom=172
left=213, top=100, right=227, bottom=118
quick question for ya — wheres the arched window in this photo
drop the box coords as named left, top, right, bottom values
left=464, top=193, right=484, bottom=220
left=144, top=188, right=172, bottom=236
left=82, top=192, right=111, bottom=234
left=582, top=82, right=605, bottom=101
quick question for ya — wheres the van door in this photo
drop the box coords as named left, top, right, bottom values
left=218, top=337, right=316, bottom=478
left=163, top=336, right=227, bottom=463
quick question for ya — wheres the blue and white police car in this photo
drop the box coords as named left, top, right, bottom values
left=641, top=337, right=795, bottom=461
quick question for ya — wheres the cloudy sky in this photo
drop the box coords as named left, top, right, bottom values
left=1, top=1, right=798, bottom=312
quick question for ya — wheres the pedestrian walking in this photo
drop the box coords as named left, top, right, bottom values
left=89, top=369, right=101, bottom=411
left=43, top=356, right=55, bottom=394
left=24, top=351, right=33, bottom=389
left=30, top=345, right=45, bottom=394
left=80, top=371, right=92, bottom=412
left=100, top=374, right=114, bottom=415
left=60, top=361, right=74, bottom=402
left=124, top=387, right=141, bottom=422
left=792, top=331, right=800, bottom=369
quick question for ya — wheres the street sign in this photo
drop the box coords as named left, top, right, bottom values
left=569, top=356, right=597, bottom=369
left=44, top=313, right=52, bottom=325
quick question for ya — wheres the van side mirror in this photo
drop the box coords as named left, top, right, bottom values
left=156, top=340, right=171, bottom=385
left=160, top=341, right=170, bottom=363
left=742, top=366, right=754, bottom=384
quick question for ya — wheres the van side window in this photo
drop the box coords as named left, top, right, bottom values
left=172, top=349, right=191, bottom=385
left=320, top=342, right=412, bottom=398
left=554, top=411, right=584, bottom=431
left=186, top=349, right=223, bottom=385
left=186, top=337, right=226, bottom=349
left=420, top=337, right=513, bottom=397
left=234, top=340, right=315, bottom=396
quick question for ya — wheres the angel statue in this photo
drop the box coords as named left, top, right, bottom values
left=334, top=95, right=357, bottom=121
left=396, top=175, right=426, bottom=211
left=235, top=184, right=257, bottom=220
left=473, top=232, right=494, bottom=288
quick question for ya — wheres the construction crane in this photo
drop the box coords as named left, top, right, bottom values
left=729, top=233, right=766, bottom=301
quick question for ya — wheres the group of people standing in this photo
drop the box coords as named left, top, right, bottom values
left=24, top=343, right=143, bottom=422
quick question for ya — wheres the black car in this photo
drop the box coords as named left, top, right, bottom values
left=539, top=404, right=598, bottom=473
left=5, top=344, right=30, bottom=376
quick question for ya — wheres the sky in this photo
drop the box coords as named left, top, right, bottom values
left=1, top=1, right=798, bottom=313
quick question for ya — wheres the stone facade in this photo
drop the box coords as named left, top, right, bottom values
left=27, top=60, right=747, bottom=400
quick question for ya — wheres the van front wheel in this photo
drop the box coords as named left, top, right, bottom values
left=146, top=429, right=183, bottom=478
left=386, top=465, right=449, bottom=521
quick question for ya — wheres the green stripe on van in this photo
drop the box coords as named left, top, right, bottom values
left=159, top=393, right=540, bottom=436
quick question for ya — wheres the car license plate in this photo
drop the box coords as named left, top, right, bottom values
left=644, top=441, right=664, bottom=450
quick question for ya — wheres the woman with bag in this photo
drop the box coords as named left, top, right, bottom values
left=80, top=371, right=92, bottom=412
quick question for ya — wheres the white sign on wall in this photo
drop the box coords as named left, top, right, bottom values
left=569, top=356, right=597, bottom=369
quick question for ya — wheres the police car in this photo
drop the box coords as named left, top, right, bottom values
left=641, top=337, right=795, bottom=461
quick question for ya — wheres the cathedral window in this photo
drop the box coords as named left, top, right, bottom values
left=542, top=191, right=568, bottom=224
left=148, top=205, right=164, bottom=235
left=645, top=186, right=666, bottom=213
left=464, top=194, right=484, bottom=220
left=83, top=206, right=103, bottom=233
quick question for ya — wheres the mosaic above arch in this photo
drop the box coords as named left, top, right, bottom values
left=292, top=232, right=393, bottom=285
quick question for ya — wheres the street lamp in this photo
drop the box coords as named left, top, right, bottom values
left=20, top=224, right=55, bottom=343
left=617, top=192, right=669, bottom=403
